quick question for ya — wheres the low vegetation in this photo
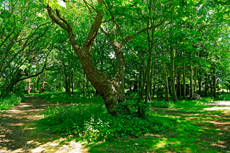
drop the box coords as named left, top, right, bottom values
left=31, top=91, right=230, bottom=152
left=0, top=93, right=25, bottom=110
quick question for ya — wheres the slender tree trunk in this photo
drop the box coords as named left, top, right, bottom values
left=213, top=69, right=217, bottom=98
left=170, top=47, right=177, bottom=102
left=65, top=74, right=71, bottom=96
left=183, top=64, right=186, bottom=99
left=37, top=75, right=41, bottom=91
left=39, top=70, right=46, bottom=93
left=205, top=74, right=208, bottom=97
left=27, top=80, right=31, bottom=94
left=139, top=65, right=142, bottom=90
left=162, top=49, right=169, bottom=102
left=72, top=81, right=74, bottom=94
left=177, top=71, right=181, bottom=98
left=194, top=67, right=197, bottom=92
left=210, top=77, right=213, bottom=94
left=190, top=65, right=193, bottom=99
left=152, top=83, right=156, bottom=98
left=33, top=77, right=36, bottom=93
left=134, top=81, right=138, bottom=92
left=168, top=77, right=172, bottom=94
left=198, top=78, right=201, bottom=95
left=149, top=68, right=153, bottom=100
left=145, top=70, right=150, bottom=103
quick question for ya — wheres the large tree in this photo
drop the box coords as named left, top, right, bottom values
left=44, top=0, right=169, bottom=115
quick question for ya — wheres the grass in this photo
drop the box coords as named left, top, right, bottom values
left=214, top=92, right=230, bottom=101
left=28, top=91, right=100, bottom=104
left=0, top=93, right=25, bottom=110
left=33, top=91, right=230, bottom=152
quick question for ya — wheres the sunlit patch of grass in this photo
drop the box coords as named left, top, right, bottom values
left=150, top=97, right=212, bottom=111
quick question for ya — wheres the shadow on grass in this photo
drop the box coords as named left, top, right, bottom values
left=24, top=93, right=230, bottom=153
left=86, top=102, right=230, bottom=153
left=0, top=97, right=66, bottom=152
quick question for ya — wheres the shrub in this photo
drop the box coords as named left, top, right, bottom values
left=215, top=92, right=230, bottom=101
left=38, top=103, right=167, bottom=142
left=0, top=93, right=22, bottom=110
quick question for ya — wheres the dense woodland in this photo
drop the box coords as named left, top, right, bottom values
left=0, top=0, right=230, bottom=152
left=1, top=0, right=229, bottom=115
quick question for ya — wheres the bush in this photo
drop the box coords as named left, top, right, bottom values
left=215, top=92, right=230, bottom=101
left=38, top=103, right=167, bottom=142
left=0, top=93, right=22, bottom=110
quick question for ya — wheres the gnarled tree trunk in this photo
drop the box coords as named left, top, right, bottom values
left=47, top=1, right=130, bottom=116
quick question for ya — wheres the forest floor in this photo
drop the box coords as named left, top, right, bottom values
left=0, top=96, right=230, bottom=153
left=0, top=97, right=87, bottom=153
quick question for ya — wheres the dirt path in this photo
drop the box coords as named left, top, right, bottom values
left=1, top=97, right=230, bottom=153
left=0, top=97, right=87, bottom=153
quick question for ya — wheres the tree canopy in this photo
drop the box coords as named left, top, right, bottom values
left=0, top=0, right=229, bottom=116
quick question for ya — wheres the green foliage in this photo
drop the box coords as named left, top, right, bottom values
left=0, top=93, right=23, bottom=110
left=32, top=92, right=229, bottom=152
left=38, top=102, right=172, bottom=142
left=150, top=97, right=212, bottom=110
left=214, top=92, right=230, bottom=101
left=29, top=91, right=101, bottom=104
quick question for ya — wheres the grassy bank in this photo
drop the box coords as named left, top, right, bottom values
left=0, top=93, right=25, bottom=110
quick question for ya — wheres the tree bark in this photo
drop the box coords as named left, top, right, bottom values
left=198, top=77, right=201, bottom=95
left=64, top=74, right=71, bottom=96
left=46, top=0, right=160, bottom=115
left=177, top=71, right=181, bottom=98
left=27, top=80, right=31, bottom=94
left=4, top=69, right=24, bottom=94
left=213, top=69, right=217, bottom=98
left=170, top=47, right=177, bottom=102
left=190, top=65, right=193, bottom=99
left=37, top=75, right=41, bottom=91
left=39, top=70, right=46, bottom=93
left=183, top=64, right=186, bottom=99
left=162, top=49, right=169, bottom=102
left=194, top=66, right=197, bottom=93
left=210, top=77, right=213, bottom=94
left=205, top=73, right=208, bottom=97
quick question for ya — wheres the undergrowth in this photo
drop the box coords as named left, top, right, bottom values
left=38, top=101, right=179, bottom=142
left=33, top=91, right=230, bottom=152
left=214, top=92, right=230, bottom=101
left=0, top=93, right=25, bottom=110
left=28, top=91, right=102, bottom=104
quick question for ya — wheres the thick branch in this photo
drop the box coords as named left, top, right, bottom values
left=47, top=5, right=68, bottom=30
left=0, top=24, right=16, bottom=48
left=18, top=60, right=47, bottom=81
left=83, top=3, right=104, bottom=47
left=56, top=9, right=71, bottom=29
